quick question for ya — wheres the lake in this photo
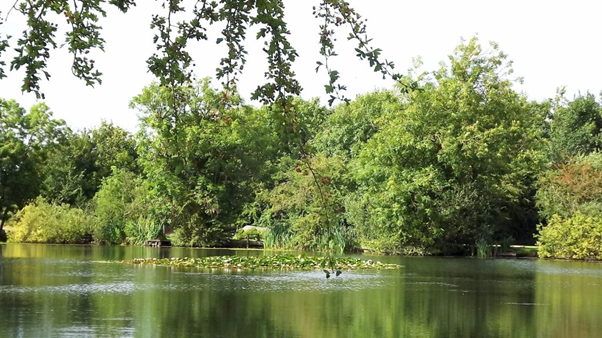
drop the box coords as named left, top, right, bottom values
left=1, top=244, right=601, bottom=337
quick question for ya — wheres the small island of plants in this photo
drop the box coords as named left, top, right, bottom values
left=124, top=254, right=401, bottom=276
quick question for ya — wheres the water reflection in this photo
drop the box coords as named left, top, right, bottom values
left=1, top=244, right=602, bottom=337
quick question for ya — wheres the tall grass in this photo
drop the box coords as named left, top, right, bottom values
left=476, top=238, right=492, bottom=258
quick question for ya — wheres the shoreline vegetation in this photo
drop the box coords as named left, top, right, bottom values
left=3, top=38, right=602, bottom=261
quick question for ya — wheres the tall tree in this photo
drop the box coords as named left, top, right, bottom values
left=132, top=79, right=281, bottom=246
left=41, top=121, right=138, bottom=205
left=349, top=38, right=547, bottom=253
left=0, top=99, right=67, bottom=229
left=41, top=129, right=96, bottom=205
left=91, top=121, right=139, bottom=177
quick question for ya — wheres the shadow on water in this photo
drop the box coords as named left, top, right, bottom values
left=1, top=244, right=602, bottom=337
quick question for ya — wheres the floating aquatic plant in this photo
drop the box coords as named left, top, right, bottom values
left=123, top=254, right=400, bottom=277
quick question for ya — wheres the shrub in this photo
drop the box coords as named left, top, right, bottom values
left=537, top=213, right=602, bottom=260
left=93, top=168, right=165, bottom=245
left=536, top=152, right=602, bottom=220
left=94, top=168, right=139, bottom=244
left=360, top=238, right=428, bottom=256
left=170, top=212, right=227, bottom=247
left=254, top=154, right=354, bottom=253
left=8, top=197, right=95, bottom=244
left=233, top=227, right=264, bottom=241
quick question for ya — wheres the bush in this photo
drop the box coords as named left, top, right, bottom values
left=536, top=152, right=602, bottom=220
left=170, top=212, right=227, bottom=247
left=94, top=168, right=163, bottom=245
left=360, top=238, right=428, bottom=256
left=254, top=154, right=354, bottom=253
left=233, top=227, right=264, bottom=241
left=537, top=213, right=602, bottom=260
left=8, top=197, right=95, bottom=244
left=94, top=168, right=140, bottom=244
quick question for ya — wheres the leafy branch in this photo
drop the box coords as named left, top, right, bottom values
left=10, top=0, right=58, bottom=99
left=0, top=11, right=10, bottom=80
left=314, top=0, right=416, bottom=106
left=7, top=0, right=138, bottom=99
left=5, top=1, right=411, bottom=106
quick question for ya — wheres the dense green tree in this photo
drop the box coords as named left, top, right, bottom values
left=547, top=93, right=602, bottom=161
left=349, top=38, right=547, bottom=253
left=253, top=154, right=353, bottom=252
left=0, top=99, right=67, bottom=231
left=93, top=167, right=161, bottom=244
left=132, top=79, right=281, bottom=246
left=41, top=121, right=138, bottom=205
left=91, top=121, right=139, bottom=176
left=41, top=129, right=96, bottom=205
left=313, top=90, right=402, bottom=158
left=253, top=90, right=401, bottom=252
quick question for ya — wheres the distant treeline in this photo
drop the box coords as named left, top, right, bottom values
left=2, top=38, right=602, bottom=259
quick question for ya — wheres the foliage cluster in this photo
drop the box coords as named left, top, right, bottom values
left=536, top=153, right=602, bottom=219
left=0, top=99, right=146, bottom=244
left=344, top=39, right=546, bottom=254
left=535, top=93, right=602, bottom=259
left=94, top=167, right=162, bottom=245
left=0, top=99, right=68, bottom=229
left=233, top=227, right=265, bottom=242
left=536, top=153, right=602, bottom=259
left=132, top=80, right=282, bottom=247
left=8, top=197, right=95, bottom=244
left=42, top=121, right=139, bottom=206
left=253, top=154, right=354, bottom=253
left=537, top=213, right=602, bottom=260
left=547, top=93, right=602, bottom=162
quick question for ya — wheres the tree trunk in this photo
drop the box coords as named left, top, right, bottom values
left=0, top=207, right=8, bottom=232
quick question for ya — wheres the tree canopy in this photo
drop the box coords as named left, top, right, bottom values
left=0, top=99, right=67, bottom=229
left=349, top=39, right=547, bottom=253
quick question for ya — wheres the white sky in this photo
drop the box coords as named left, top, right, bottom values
left=1, top=0, right=601, bottom=132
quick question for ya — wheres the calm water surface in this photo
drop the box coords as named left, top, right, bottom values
left=1, top=244, right=601, bottom=337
